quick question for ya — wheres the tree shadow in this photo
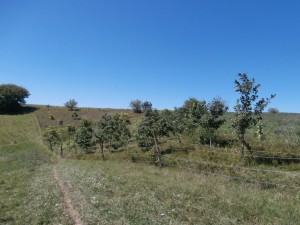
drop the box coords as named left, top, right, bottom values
left=0, top=105, right=38, bottom=115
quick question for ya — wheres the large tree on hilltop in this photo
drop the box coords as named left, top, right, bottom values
left=0, top=84, right=30, bottom=112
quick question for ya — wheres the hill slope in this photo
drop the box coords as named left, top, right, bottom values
left=0, top=113, right=72, bottom=224
left=1, top=111, right=300, bottom=224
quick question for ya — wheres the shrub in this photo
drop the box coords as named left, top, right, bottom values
left=268, top=108, right=279, bottom=114
left=130, top=99, right=143, bottom=114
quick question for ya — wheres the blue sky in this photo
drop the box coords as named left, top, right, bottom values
left=1, top=0, right=300, bottom=112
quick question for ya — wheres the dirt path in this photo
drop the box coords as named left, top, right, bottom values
left=53, top=167, right=84, bottom=225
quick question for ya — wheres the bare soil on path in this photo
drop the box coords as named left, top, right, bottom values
left=53, top=167, right=84, bottom=225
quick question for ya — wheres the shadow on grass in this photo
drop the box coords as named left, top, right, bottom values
left=0, top=105, right=38, bottom=115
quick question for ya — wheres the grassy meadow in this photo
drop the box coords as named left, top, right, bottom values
left=0, top=105, right=300, bottom=224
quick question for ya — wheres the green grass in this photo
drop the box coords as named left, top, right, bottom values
left=0, top=114, right=72, bottom=224
left=56, top=159, right=300, bottom=224
left=1, top=108, right=300, bottom=224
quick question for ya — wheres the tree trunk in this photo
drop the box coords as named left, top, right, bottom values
left=60, top=143, right=63, bottom=157
left=49, top=141, right=53, bottom=151
left=209, top=138, right=212, bottom=148
left=100, top=143, right=105, bottom=160
left=241, top=142, right=245, bottom=158
left=153, top=132, right=162, bottom=167
left=241, top=137, right=252, bottom=158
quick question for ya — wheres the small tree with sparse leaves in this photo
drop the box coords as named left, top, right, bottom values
left=64, top=99, right=78, bottom=111
left=130, top=99, right=143, bottom=114
left=43, top=126, right=60, bottom=151
left=232, top=73, right=275, bottom=158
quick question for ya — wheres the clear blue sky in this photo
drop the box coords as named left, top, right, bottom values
left=1, top=0, right=300, bottom=112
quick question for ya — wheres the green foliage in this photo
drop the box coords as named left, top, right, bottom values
left=182, top=98, right=207, bottom=130
left=58, top=119, right=63, bottom=125
left=48, top=112, right=55, bottom=120
left=64, top=99, right=78, bottom=111
left=200, top=97, right=228, bottom=145
left=137, top=109, right=172, bottom=148
left=42, top=126, right=61, bottom=151
left=232, top=73, right=275, bottom=156
left=71, top=111, right=80, bottom=120
left=74, top=120, right=95, bottom=153
left=95, top=114, right=131, bottom=151
left=110, top=114, right=131, bottom=149
left=141, top=101, right=152, bottom=112
left=130, top=100, right=153, bottom=114
left=67, top=124, right=76, bottom=134
left=93, top=113, right=131, bottom=159
left=0, top=84, right=30, bottom=113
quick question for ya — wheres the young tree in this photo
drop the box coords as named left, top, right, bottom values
left=232, top=73, right=275, bottom=157
left=57, top=126, right=69, bottom=157
left=180, top=97, right=207, bottom=132
left=74, top=120, right=95, bottom=153
left=160, top=109, right=186, bottom=143
left=64, top=99, right=78, bottom=111
left=94, top=114, right=131, bottom=160
left=130, top=99, right=143, bottom=114
left=0, top=84, right=30, bottom=113
left=110, top=114, right=131, bottom=150
left=136, top=109, right=172, bottom=167
left=43, top=126, right=60, bottom=151
left=201, top=97, right=228, bottom=147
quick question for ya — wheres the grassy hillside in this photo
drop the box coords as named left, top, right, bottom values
left=34, top=105, right=300, bottom=159
left=1, top=108, right=300, bottom=224
left=0, top=113, right=72, bottom=224
left=33, top=105, right=141, bottom=130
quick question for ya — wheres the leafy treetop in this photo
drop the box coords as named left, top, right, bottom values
left=0, top=84, right=30, bottom=112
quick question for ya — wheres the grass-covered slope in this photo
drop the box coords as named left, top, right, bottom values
left=1, top=108, right=299, bottom=224
left=0, top=113, right=72, bottom=224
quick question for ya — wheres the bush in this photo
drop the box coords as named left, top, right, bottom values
left=130, top=99, right=143, bottom=113
left=268, top=108, right=279, bottom=114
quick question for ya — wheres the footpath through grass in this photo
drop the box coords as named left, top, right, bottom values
left=0, top=114, right=72, bottom=224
